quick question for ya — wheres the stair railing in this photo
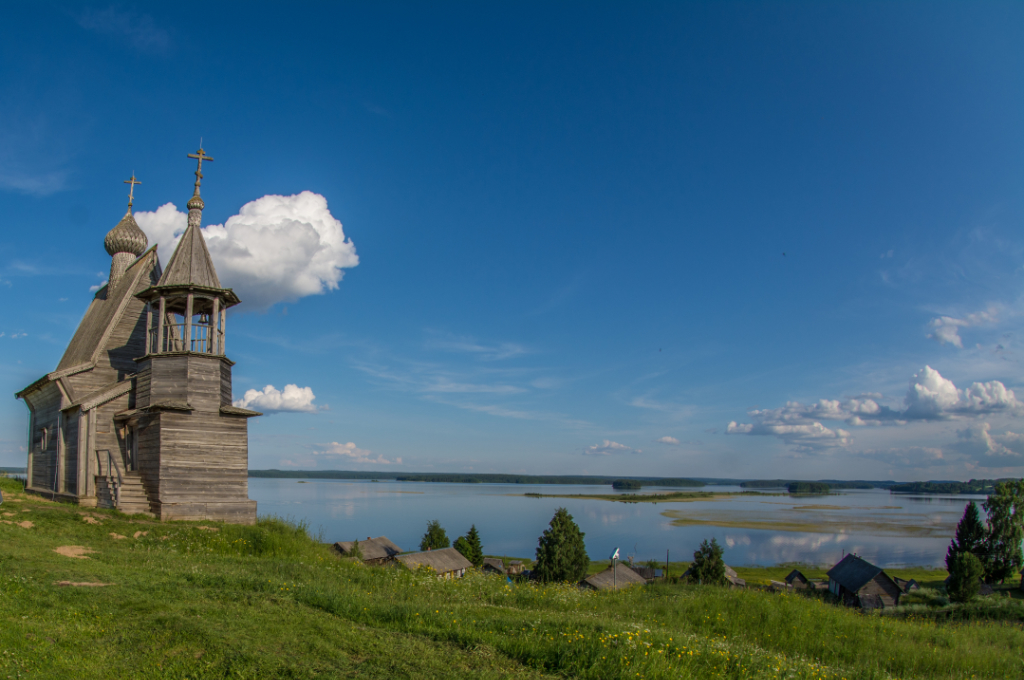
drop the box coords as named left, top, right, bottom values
left=97, top=449, right=123, bottom=507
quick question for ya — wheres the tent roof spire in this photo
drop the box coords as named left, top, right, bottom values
left=155, top=146, right=222, bottom=289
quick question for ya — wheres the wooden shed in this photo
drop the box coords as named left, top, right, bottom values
left=482, top=558, right=507, bottom=575
left=893, top=577, right=919, bottom=594
left=507, top=560, right=524, bottom=575
left=397, top=547, right=473, bottom=579
left=334, top=536, right=401, bottom=565
left=581, top=563, right=647, bottom=591
left=785, top=569, right=809, bottom=588
left=827, top=554, right=902, bottom=608
left=15, top=154, right=260, bottom=523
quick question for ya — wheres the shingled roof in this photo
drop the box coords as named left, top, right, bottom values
left=827, top=554, right=884, bottom=592
left=396, top=547, right=473, bottom=574
left=56, top=248, right=160, bottom=372
left=582, top=563, right=647, bottom=591
left=334, top=536, right=401, bottom=562
left=157, top=219, right=221, bottom=289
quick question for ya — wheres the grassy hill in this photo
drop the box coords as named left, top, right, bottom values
left=1, top=476, right=1021, bottom=679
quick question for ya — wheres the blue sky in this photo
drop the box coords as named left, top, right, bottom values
left=1, top=2, right=1023, bottom=480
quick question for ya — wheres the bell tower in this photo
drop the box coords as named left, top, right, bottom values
left=130, top=147, right=260, bottom=523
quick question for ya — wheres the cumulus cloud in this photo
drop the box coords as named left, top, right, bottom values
left=313, top=441, right=402, bottom=465
left=584, top=440, right=642, bottom=456
left=954, top=423, right=1024, bottom=468
left=927, top=307, right=997, bottom=348
left=233, top=384, right=317, bottom=413
left=726, top=366, right=1022, bottom=452
left=136, top=191, right=358, bottom=310
left=656, top=436, right=680, bottom=445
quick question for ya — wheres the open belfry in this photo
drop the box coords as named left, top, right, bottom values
left=15, top=149, right=261, bottom=523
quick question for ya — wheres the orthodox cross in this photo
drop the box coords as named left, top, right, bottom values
left=187, top=146, right=214, bottom=192
left=124, top=174, right=141, bottom=209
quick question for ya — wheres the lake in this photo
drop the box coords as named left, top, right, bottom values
left=249, top=478, right=981, bottom=568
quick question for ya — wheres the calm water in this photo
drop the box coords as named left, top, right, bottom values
left=249, top=478, right=981, bottom=568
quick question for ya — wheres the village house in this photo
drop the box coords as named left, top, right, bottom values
left=628, top=565, right=663, bottom=582
left=334, top=536, right=402, bottom=565
left=397, top=547, right=473, bottom=579
left=827, top=554, right=902, bottom=608
left=893, top=577, right=919, bottom=594
left=15, top=152, right=261, bottom=523
left=581, top=562, right=647, bottom=591
left=507, top=560, right=524, bottom=575
left=482, top=558, right=507, bottom=575
left=785, top=569, right=809, bottom=588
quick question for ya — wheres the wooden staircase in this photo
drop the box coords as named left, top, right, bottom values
left=115, top=473, right=154, bottom=516
left=95, top=454, right=154, bottom=517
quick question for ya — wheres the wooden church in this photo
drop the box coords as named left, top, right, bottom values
left=15, top=149, right=261, bottom=523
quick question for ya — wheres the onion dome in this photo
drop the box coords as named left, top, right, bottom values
left=104, top=210, right=149, bottom=257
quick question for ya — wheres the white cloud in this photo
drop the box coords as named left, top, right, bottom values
left=726, top=366, right=1022, bottom=452
left=954, top=423, right=1024, bottom=468
left=89, top=280, right=108, bottom=292
left=136, top=191, right=358, bottom=310
left=583, top=440, right=641, bottom=456
left=233, top=384, right=317, bottom=413
left=927, top=307, right=997, bottom=348
left=313, top=441, right=402, bottom=465
left=726, top=420, right=852, bottom=452
left=656, top=436, right=680, bottom=445
left=425, top=332, right=527, bottom=360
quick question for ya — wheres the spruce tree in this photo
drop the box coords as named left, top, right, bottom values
left=945, top=501, right=987, bottom=572
left=349, top=539, right=363, bottom=560
left=453, top=525, right=484, bottom=565
left=687, top=538, right=727, bottom=586
left=534, top=507, right=589, bottom=582
left=982, top=480, right=1024, bottom=583
left=420, top=520, right=450, bottom=551
left=465, top=524, right=484, bottom=566
left=946, top=551, right=983, bottom=603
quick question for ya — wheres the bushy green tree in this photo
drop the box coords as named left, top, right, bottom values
left=946, top=551, right=984, bottom=603
left=534, top=508, right=589, bottom=582
left=945, top=501, right=987, bottom=572
left=419, top=520, right=450, bottom=551
left=349, top=539, right=363, bottom=560
left=982, top=480, right=1024, bottom=583
left=687, top=538, right=727, bottom=586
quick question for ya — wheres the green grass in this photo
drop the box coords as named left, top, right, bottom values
left=2, top=478, right=1024, bottom=679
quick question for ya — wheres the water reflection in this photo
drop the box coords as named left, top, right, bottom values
left=249, top=479, right=980, bottom=568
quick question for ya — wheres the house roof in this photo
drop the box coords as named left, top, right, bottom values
left=396, top=547, right=473, bottom=574
left=483, top=558, right=506, bottom=574
left=334, top=536, right=401, bottom=561
left=893, top=577, right=919, bottom=593
left=583, top=563, right=647, bottom=591
left=785, top=569, right=808, bottom=584
left=827, top=554, right=886, bottom=593
left=55, top=248, right=160, bottom=373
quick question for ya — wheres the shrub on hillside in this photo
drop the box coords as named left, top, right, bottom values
left=947, top=552, right=984, bottom=603
left=533, top=507, right=589, bottom=583
left=687, top=538, right=727, bottom=586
